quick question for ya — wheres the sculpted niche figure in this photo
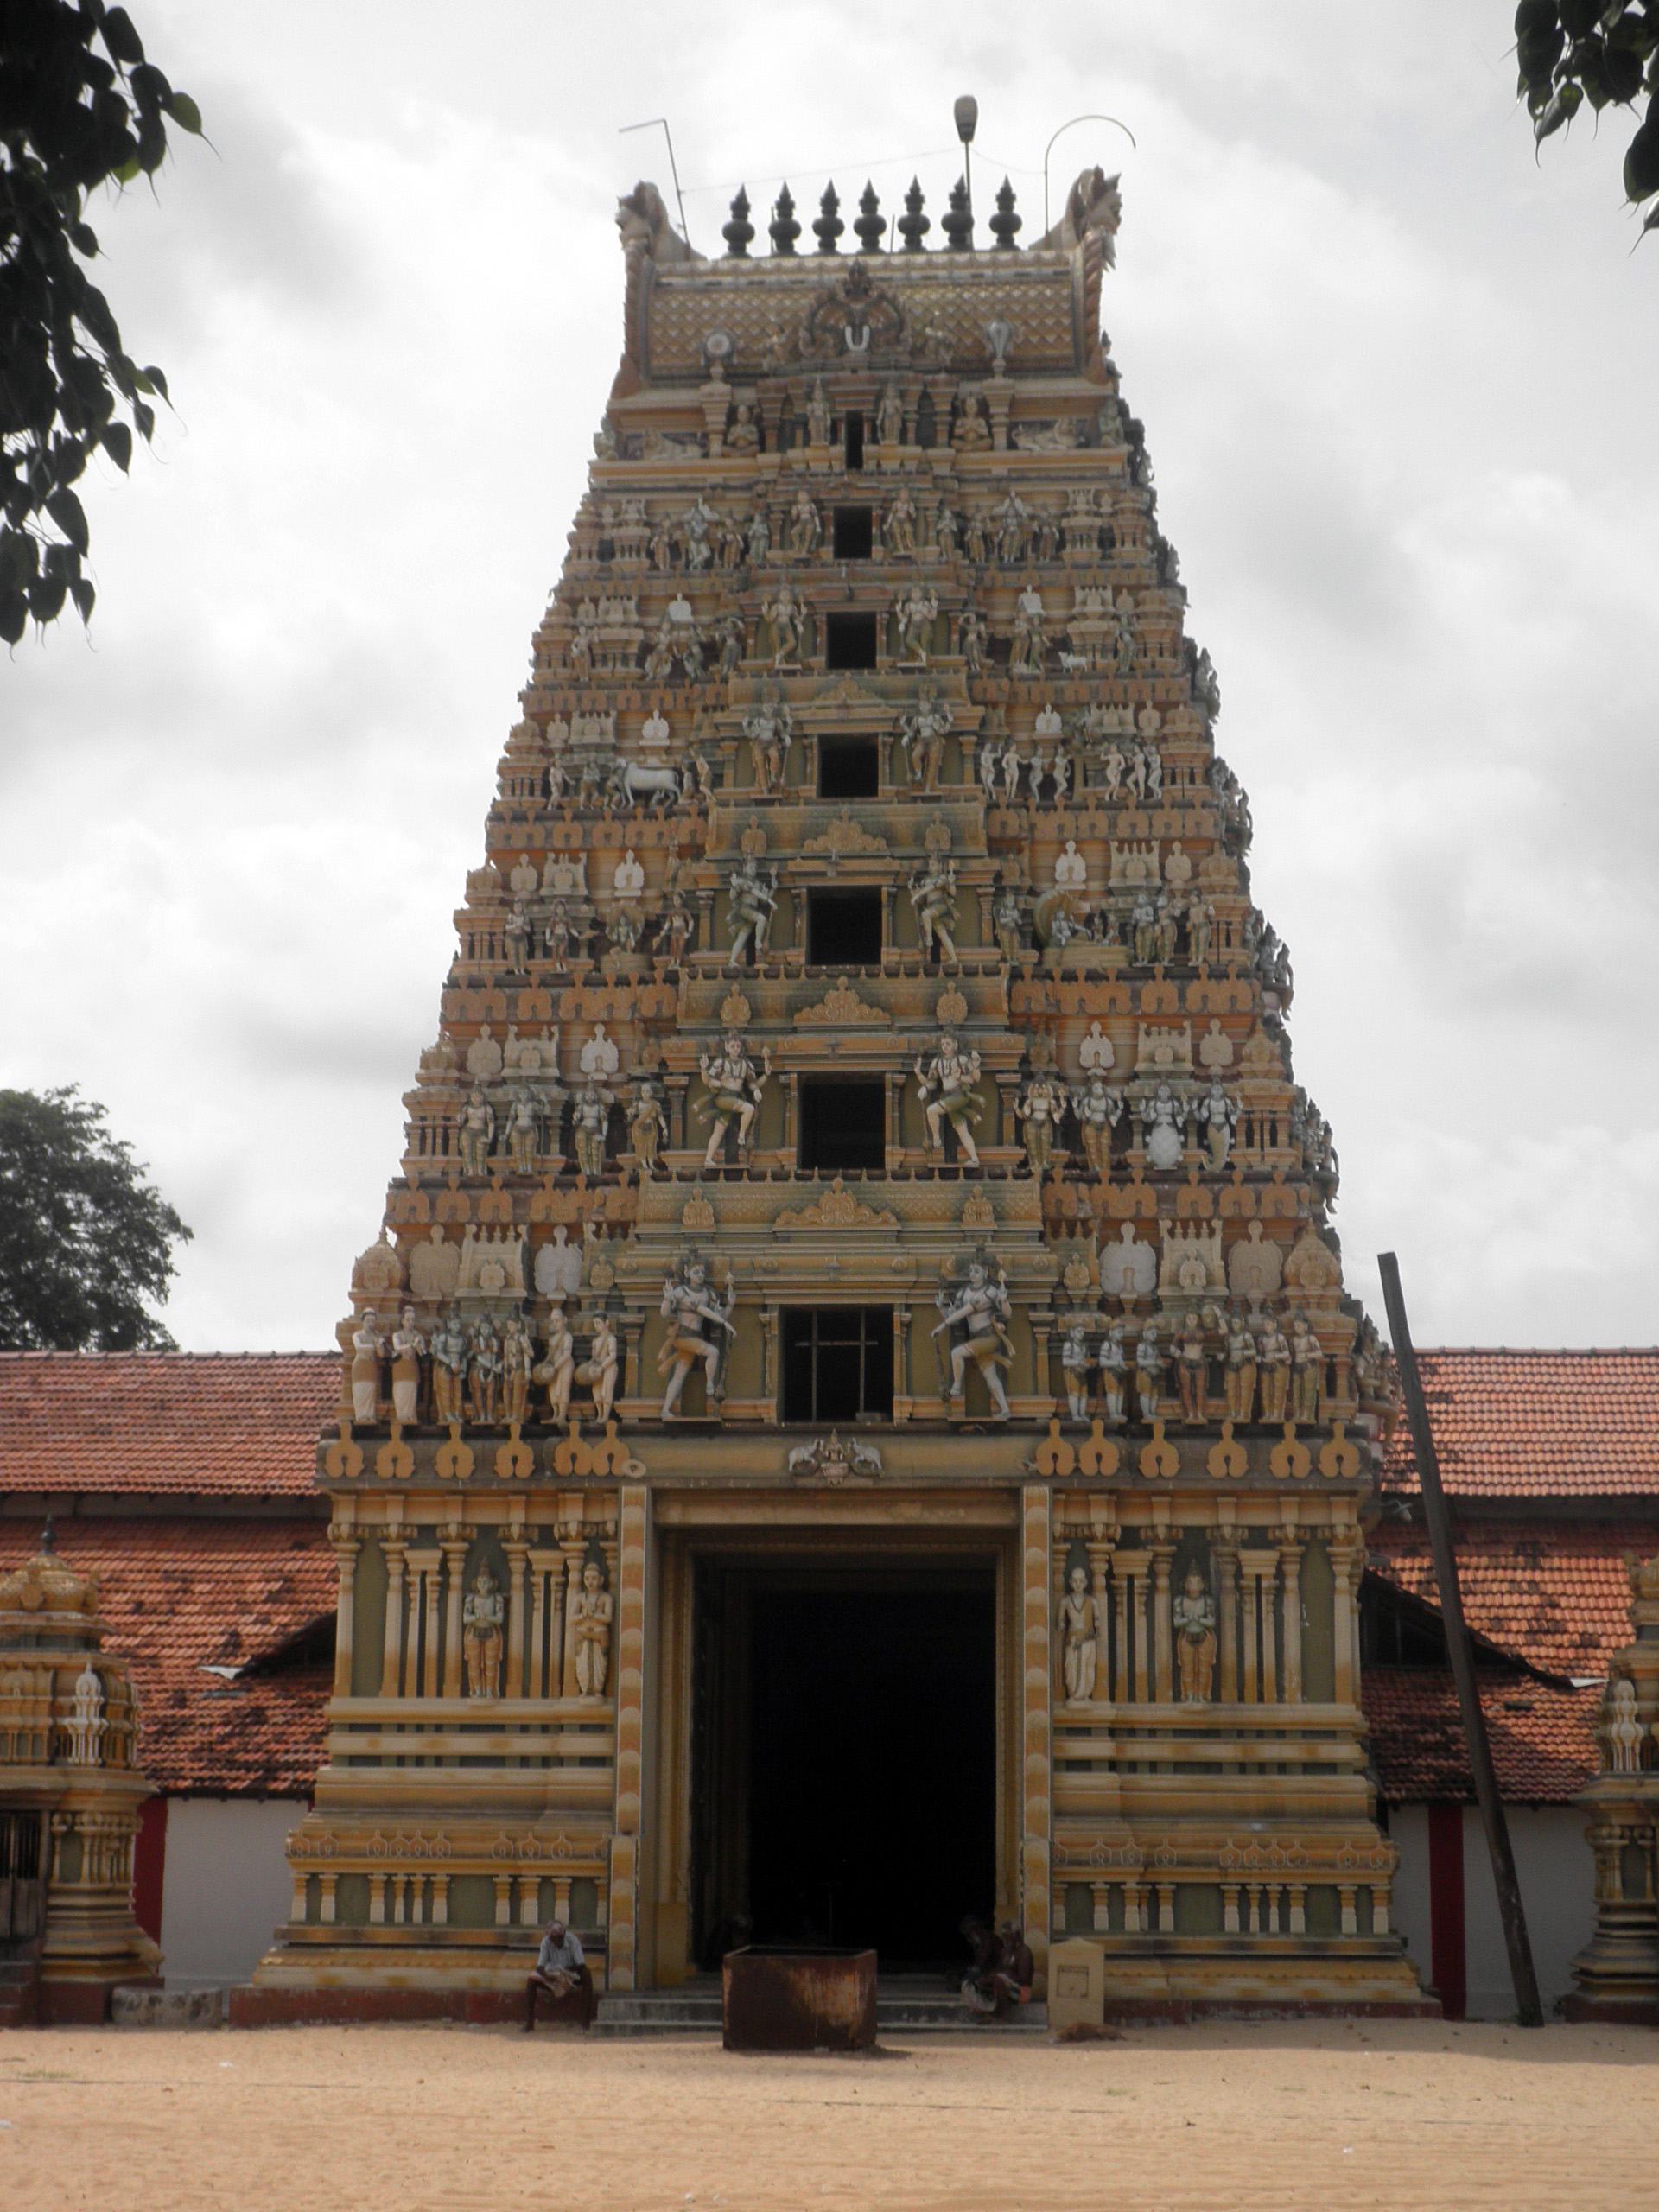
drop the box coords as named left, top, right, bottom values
left=458, top=1088, right=494, bottom=1178
left=1061, top=1323, right=1092, bottom=1421
left=572, top=1559, right=614, bottom=1698
left=1173, top=1566, right=1217, bottom=1703
left=390, top=1307, right=425, bottom=1427
left=761, top=578, right=808, bottom=667
left=572, top=1075, right=615, bottom=1179
left=1072, top=1072, right=1122, bottom=1174
left=908, top=856, right=959, bottom=964
left=628, top=1081, right=669, bottom=1178
left=914, top=1029, right=982, bottom=1167
left=899, top=686, right=952, bottom=790
left=1098, top=1322, right=1129, bottom=1425
left=1013, top=1068, right=1066, bottom=1175
left=1059, top=1562, right=1099, bottom=1705
left=431, top=1307, right=467, bottom=1428
left=932, top=1257, right=1014, bottom=1420
left=462, top=1566, right=505, bottom=1699
left=698, top=1032, right=771, bottom=1167
left=500, top=1312, right=533, bottom=1428
left=349, top=1312, right=384, bottom=1423
left=894, top=582, right=938, bottom=665
left=533, top=1304, right=575, bottom=1424
left=726, top=855, right=779, bottom=965
left=576, top=1311, right=620, bottom=1424
left=658, top=1255, right=736, bottom=1417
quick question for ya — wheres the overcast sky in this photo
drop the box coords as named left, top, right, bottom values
left=3, top=1, right=1656, bottom=1352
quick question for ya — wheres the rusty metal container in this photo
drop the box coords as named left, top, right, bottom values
left=721, top=1946, right=878, bottom=2051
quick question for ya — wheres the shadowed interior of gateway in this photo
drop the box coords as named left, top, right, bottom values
left=690, top=1565, right=996, bottom=1974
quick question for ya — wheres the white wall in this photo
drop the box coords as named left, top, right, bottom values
left=1389, top=1802, right=1594, bottom=2018
left=158, top=1796, right=306, bottom=1990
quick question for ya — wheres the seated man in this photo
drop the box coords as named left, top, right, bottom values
left=524, top=1916, right=594, bottom=2032
left=958, top=1916, right=1035, bottom=2020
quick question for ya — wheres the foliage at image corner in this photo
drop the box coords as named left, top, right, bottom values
left=1516, top=0, right=1659, bottom=232
left=0, top=0, right=201, bottom=645
left=0, top=1085, right=193, bottom=1351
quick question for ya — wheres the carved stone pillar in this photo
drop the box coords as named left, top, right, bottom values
left=782, top=1072, right=798, bottom=1158
left=1239, top=1558, right=1260, bottom=1705
left=665, top=1074, right=689, bottom=1152
left=1150, top=1541, right=1175, bottom=1703
left=1276, top=1530, right=1303, bottom=1705
left=528, top=1547, right=559, bottom=1698
left=1329, top=1537, right=1357, bottom=1707
left=559, top=1540, right=587, bottom=1700
left=441, top=1534, right=469, bottom=1698
left=1115, top=1549, right=1148, bottom=1702
left=328, top=1520, right=359, bottom=1700
left=884, top=1071, right=905, bottom=1166
left=319, top=1872, right=338, bottom=1925
left=504, top=1535, right=531, bottom=1699
left=893, top=1300, right=912, bottom=1411
left=402, top=1548, right=439, bottom=1698
left=380, top=1536, right=406, bottom=1698
left=760, top=1303, right=780, bottom=1408
left=607, top=1481, right=650, bottom=1992
left=1210, top=1536, right=1239, bottom=1704
left=1020, top=1484, right=1054, bottom=2000
left=1240, top=1548, right=1279, bottom=1702
left=1347, top=1546, right=1364, bottom=1700
left=1086, top=1541, right=1114, bottom=1704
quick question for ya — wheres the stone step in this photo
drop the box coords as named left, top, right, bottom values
left=593, top=1986, right=1048, bottom=2038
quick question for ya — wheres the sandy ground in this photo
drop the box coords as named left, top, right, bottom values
left=0, top=2018, right=1651, bottom=2210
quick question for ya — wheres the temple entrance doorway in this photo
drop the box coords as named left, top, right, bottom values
left=690, top=1560, right=997, bottom=1974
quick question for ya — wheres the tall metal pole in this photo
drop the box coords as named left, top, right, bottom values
left=1377, top=1251, right=1544, bottom=2026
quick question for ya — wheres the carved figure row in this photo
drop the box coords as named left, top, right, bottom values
left=1056, top=1306, right=1327, bottom=1427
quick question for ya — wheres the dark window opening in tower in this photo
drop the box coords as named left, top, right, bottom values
left=808, top=888, right=881, bottom=966
left=818, top=735, right=880, bottom=798
left=825, top=612, right=878, bottom=670
left=843, top=410, right=865, bottom=469
left=832, top=505, right=874, bottom=559
left=781, top=1306, right=893, bottom=1422
left=799, top=1077, right=886, bottom=1173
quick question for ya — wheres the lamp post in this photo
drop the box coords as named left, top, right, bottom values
left=1042, top=112, right=1136, bottom=238
left=954, top=93, right=978, bottom=235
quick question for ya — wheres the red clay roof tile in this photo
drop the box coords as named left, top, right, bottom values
left=0, top=1352, right=336, bottom=1497
left=1362, top=1665, right=1598, bottom=1803
left=1382, top=1349, right=1659, bottom=1501
left=1369, top=1522, right=1643, bottom=1678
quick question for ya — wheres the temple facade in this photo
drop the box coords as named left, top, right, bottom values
left=251, top=162, right=1427, bottom=2013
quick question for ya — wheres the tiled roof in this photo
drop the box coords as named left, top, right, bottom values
left=1369, top=1522, right=1644, bottom=1680
left=1381, top=1349, right=1659, bottom=1501
left=1362, top=1665, right=1599, bottom=1804
left=0, top=1518, right=334, bottom=1794
left=0, top=1352, right=337, bottom=1496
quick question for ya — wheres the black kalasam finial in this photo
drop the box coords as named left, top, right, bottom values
left=723, top=185, right=755, bottom=257
left=854, top=181, right=885, bottom=251
left=989, top=176, right=1022, bottom=250
left=770, top=183, right=801, bottom=256
left=813, top=181, right=844, bottom=254
left=898, top=177, right=930, bottom=252
left=942, top=175, right=973, bottom=251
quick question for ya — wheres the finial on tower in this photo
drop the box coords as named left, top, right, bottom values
left=770, top=183, right=801, bottom=256
left=722, top=185, right=754, bottom=257
left=813, top=181, right=843, bottom=254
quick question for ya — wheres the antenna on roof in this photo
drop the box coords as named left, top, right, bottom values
left=953, top=94, right=979, bottom=236
left=620, top=117, right=693, bottom=252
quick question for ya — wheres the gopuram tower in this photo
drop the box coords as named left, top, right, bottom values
left=255, top=158, right=1422, bottom=2015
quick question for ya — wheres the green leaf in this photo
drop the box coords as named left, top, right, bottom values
left=132, top=398, right=155, bottom=441
left=99, top=421, right=133, bottom=471
left=1535, top=81, right=1585, bottom=140
left=27, top=576, right=67, bottom=625
left=100, top=7, right=146, bottom=65
left=0, top=593, right=27, bottom=648
left=163, top=90, right=203, bottom=135
left=46, top=490, right=89, bottom=556
left=112, top=156, right=141, bottom=184
left=1625, top=111, right=1659, bottom=194
left=143, top=365, right=169, bottom=403
left=70, top=578, right=96, bottom=624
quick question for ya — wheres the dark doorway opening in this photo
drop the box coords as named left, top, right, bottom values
left=799, top=1077, right=886, bottom=1173
left=832, top=506, right=874, bottom=559
left=819, top=735, right=880, bottom=798
left=808, top=887, right=881, bottom=965
left=690, top=1565, right=997, bottom=1971
left=781, top=1306, right=893, bottom=1421
left=824, top=612, right=878, bottom=670
left=843, top=410, right=865, bottom=469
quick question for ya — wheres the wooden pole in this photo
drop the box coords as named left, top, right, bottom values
left=1377, top=1251, right=1544, bottom=2027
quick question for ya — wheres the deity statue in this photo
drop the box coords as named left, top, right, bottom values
left=934, top=500, right=960, bottom=557
left=747, top=505, right=772, bottom=565
left=995, top=489, right=1030, bottom=564
left=571, top=1074, right=615, bottom=1179
left=957, top=605, right=988, bottom=675
left=898, top=686, right=952, bottom=789
left=683, top=496, right=719, bottom=572
left=993, top=886, right=1024, bottom=960
left=464, top=1316, right=500, bottom=1426
left=390, top=1307, right=425, bottom=1427
left=533, top=1306, right=575, bottom=1424
left=628, top=1081, right=668, bottom=1178
left=951, top=389, right=991, bottom=451
left=1141, top=1081, right=1185, bottom=1172
left=1197, top=1077, right=1239, bottom=1172
left=964, top=507, right=988, bottom=564
left=545, top=901, right=574, bottom=969
left=1289, top=1309, right=1323, bottom=1427
left=1173, top=1566, right=1217, bottom=1703
left=786, top=487, right=822, bottom=558
left=806, top=378, right=831, bottom=446
left=1072, top=1072, right=1122, bottom=1174
left=497, top=1312, right=532, bottom=1427
left=458, top=1088, right=494, bottom=1178
left=571, top=1558, right=614, bottom=1697
left=1061, top=1323, right=1092, bottom=1421
left=697, top=1032, right=772, bottom=1167
left=726, top=401, right=759, bottom=456
left=1008, top=583, right=1046, bottom=676
left=932, top=1256, right=1014, bottom=1420
left=761, top=578, right=808, bottom=667
left=575, top=1312, right=620, bottom=1424
left=658, top=887, right=695, bottom=964
left=914, top=1029, right=983, bottom=1167
left=1013, top=1069, right=1066, bottom=1175
left=884, top=484, right=918, bottom=555
left=744, top=700, right=793, bottom=792
left=876, top=378, right=904, bottom=447
left=505, top=1089, right=538, bottom=1173
left=349, top=1312, right=384, bottom=1423
left=1059, top=1562, right=1099, bottom=1705
left=1174, top=1307, right=1209, bottom=1424
left=1133, top=1320, right=1163, bottom=1421
left=894, top=582, right=938, bottom=664
left=1223, top=1306, right=1257, bottom=1423
left=430, top=1307, right=467, bottom=1428
left=1187, top=896, right=1213, bottom=966
left=658, top=1253, right=736, bottom=1417
left=1257, top=1313, right=1292, bottom=1422
left=908, top=856, right=959, bottom=964
left=461, top=1566, right=505, bottom=1699
left=725, top=854, right=779, bottom=963
left=1098, top=1322, right=1129, bottom=1425
left=1131, top=893, right=1157, bottom=964
left=504, top=902, right=531, bottom=969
